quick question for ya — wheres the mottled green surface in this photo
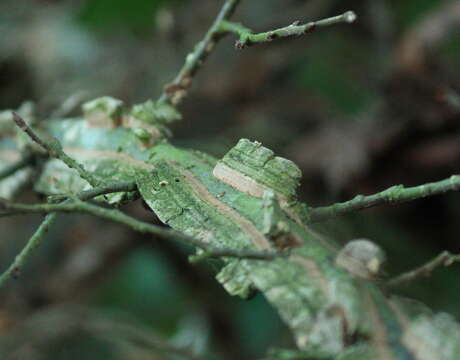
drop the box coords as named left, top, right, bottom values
left=216, top=138, right=302, bottom=199
left=3, top=102, right=460, bottom=359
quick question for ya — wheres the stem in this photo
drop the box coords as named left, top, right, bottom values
left=49, top=180, right=138, bottom=203
left=387, top=251, right=460, bottom=287
left=231, top=11, right=357, bottom=49
left=0, top=213, right=57, bottom=288
left=0, top=200, right=280, bottom=263
left=158, top=0, right=242, bottom=105
left=308, top=174, right=460, bottom=222
left=0, top=181, right=137, bottom=288
left=219, top=20, right=251, bottom=37
left=12, top=112, right=100, bottom=187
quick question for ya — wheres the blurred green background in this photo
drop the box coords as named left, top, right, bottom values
left=1, top=0, right=460, bottom=359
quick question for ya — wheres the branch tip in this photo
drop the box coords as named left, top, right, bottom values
left=12, top=111, right=27, bottom=130
left=387, top=251, right=460, bottom=287
left=309, top=174, right=460, bottom=222
left=343, top=11, right=357, bottom=23
left=228, top=10, right=358, bottom=49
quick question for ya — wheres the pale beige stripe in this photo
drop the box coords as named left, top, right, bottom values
left=214, top=162, right=336, bottom=251
left=170, top=161, right=272, bottom=250
left=213, top=162, right=270, bottom=198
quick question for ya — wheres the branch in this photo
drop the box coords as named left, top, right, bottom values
left=0, top=181, right=138, bottom=218
left=12, top=112, right=100, bottom=187
left=0, top=181, right=137, bottom=288
left=2, top=116, right=140, bottom=288
left=387, top=251, right=460, bottom=288
left=158, top=0, right=242, bottom=105
left=0, top=200, right=280, bottom=261
left=0, top=153, right=34, bottom=181
left=48, top=180, right=138, bottom=203
left=1, top=120, right=126, bottom=291
left=308, top=174, right=460, bottom=222
left=230, top=11, right=357, bottom=49
left=0, top=213, right=57, bottom=288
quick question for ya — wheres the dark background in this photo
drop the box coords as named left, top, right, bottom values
left=1, top=0, right=460, bottom=359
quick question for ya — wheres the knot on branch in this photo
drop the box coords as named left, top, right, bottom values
left=163, top=76, right=193, bottom=105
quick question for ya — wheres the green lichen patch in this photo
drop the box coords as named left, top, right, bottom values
left=214, top=139, right=302, bottom=200
left=130, top=100, right=181, bottom=125
left=36, top=118, right=154, bottom=203
left=402, top=313, right=460, bottom=360
left=122, top=100, right=181, bottom=143
left=136, top=161, right=259, bottom=250
left=82, top=96, right=124, bottom=127
left=216, top=260, right=255, bottom=299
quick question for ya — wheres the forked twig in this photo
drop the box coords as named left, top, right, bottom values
left=387, top=251, right=460, bottom=287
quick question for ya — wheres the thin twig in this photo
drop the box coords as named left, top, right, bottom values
left=158, top=0, right=242, bottom=105
left=0, top=181, right=138, bottom=218
left=308, top=175, right=460, bottom=223
left=0, top=181, right=137, bottom=288
left=229, top=11, right=357, bottom=49
left=0, top=153, right=34, bottom=181
left=387, top=251, right=460, bottom=288
left=49, top=180, right=138, bottom=203
left=12, top=112, right=100, bottom=187
left=0, top=213, right=57, bottom=288
left=0, top=199, right=281, bottom=261
left=3, top=116, right=135, bottom=289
